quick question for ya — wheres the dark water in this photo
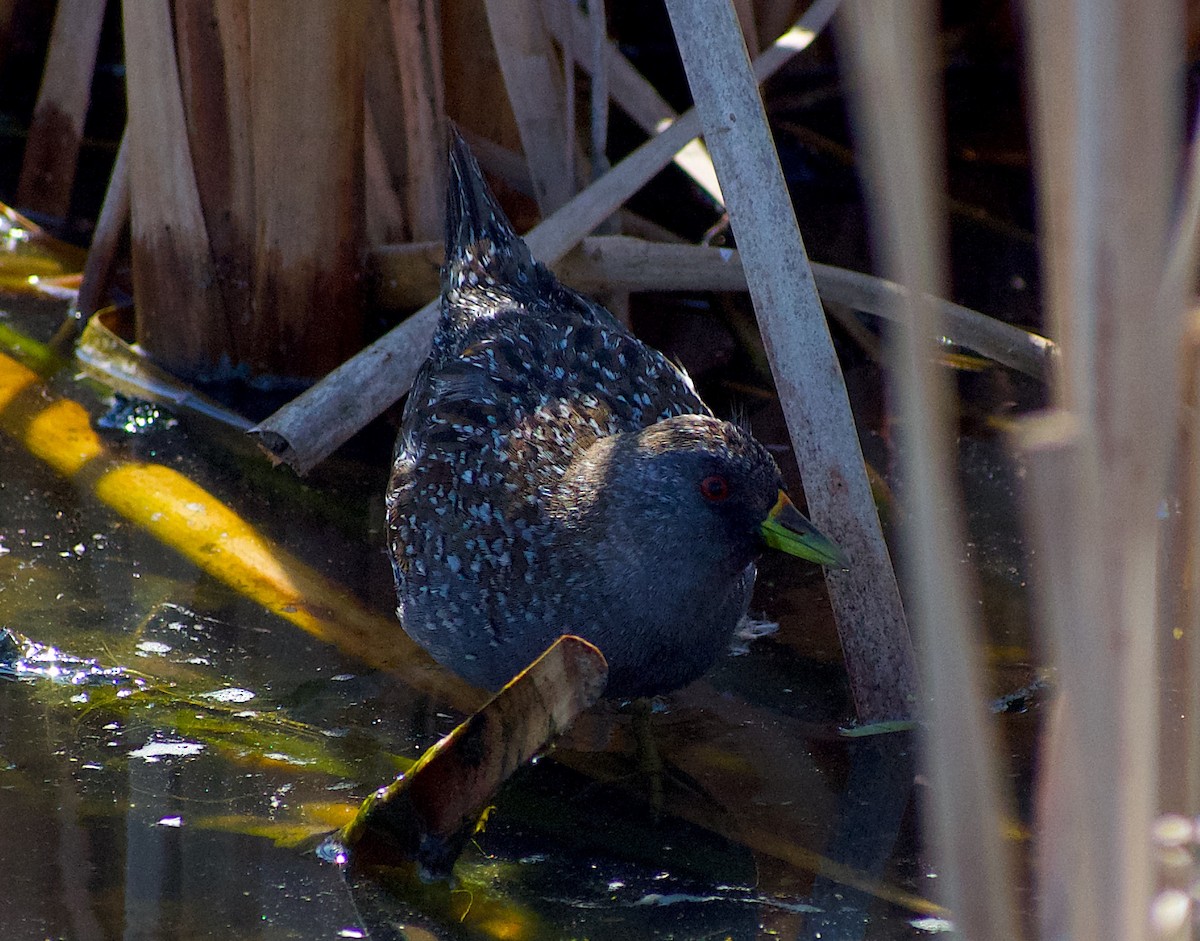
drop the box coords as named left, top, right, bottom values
left=0, top=278, right=1043, bottom=940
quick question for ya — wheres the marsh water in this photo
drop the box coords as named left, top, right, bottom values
left=0, top=272, right=1045, bottom=941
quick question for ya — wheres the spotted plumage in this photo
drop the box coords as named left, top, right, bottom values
left=387, top=132, right=844, bottom=698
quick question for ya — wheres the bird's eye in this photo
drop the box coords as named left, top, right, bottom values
left=699, top=474, right=731, bottom=502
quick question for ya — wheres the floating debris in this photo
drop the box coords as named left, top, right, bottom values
left=128, top=739, right=206, bottom=762
left=729, top=614, right=780, bottom=656
left=198, top=687, right=257, bottom=704
left=97, top=393, right=179, bottom=435
left=0, top=627, right=135, bottom=688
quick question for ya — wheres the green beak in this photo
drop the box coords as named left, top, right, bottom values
left=760, top=491, right=847, bottom=568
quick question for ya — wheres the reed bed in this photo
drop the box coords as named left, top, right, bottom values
left=10, top=0, right=1200, bottom=936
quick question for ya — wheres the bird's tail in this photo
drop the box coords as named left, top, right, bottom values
left=444, top=128, right=541, bottom=297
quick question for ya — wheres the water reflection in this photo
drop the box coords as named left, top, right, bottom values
left=0, top=693, right=363, bottom=939
left=804, top=736, right=918, bottom=940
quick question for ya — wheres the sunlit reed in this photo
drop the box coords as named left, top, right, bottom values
left=837, top=2, right=1022, bottom=937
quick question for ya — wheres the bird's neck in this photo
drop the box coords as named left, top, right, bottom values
left=549, top=433, right=747, bottom=630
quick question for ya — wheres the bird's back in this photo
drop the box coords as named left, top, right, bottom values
left=386, top=133, right=711, bottom=689
left=397, top=132, right=708, bottom=504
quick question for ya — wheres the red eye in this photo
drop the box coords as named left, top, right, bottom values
left=699, top=474, right=731, bottom=502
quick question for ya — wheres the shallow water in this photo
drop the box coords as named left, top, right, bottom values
left=0, top=289, right=1042, bottom=940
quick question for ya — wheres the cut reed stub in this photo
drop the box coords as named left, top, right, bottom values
left=332, top=635, right=608, bottom=877
left=123, top=0, right=368, bottom=382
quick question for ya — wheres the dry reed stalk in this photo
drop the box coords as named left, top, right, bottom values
left=560, top=239, right=1054, bottom=378
left=173, top=0, right=255, bottom=353
left=16, top=0, right=106, bottom=217
left=1156, top=311, right=1200, bottom=817
left=1187, top=319, right=1200, bottom=817
left=1153, top=311, right=1200, bottom=822
left=341, top=635, right=607, bottom=872
left=364, top=0, right=414, bottom=245
left=122, top=0, right=226, bottom=379
left=73, top=129, right=128, bottom=321
left=1169, top=313, right=1200, bottom=815
left=809, top=261, right=1053, bottom=379
left=1019, top=5, right=1116, bottom=937
left=388, top=0, right=446, bottom=241
left=174, top=0, right=370, bottom=377
left=253, top=3, right=840, bottom=472
left=482, top=0, right=573, bottom=213
left=588, top=0, right=609, bottom=180
left=1021, top=2, right=1183, bottom=939
left=731, top=0, right=760, bottom=56
left=75, top=309, right=253, bottom=430
left=539, top=0, right=576, bottom=187
left=838, top=1, right=1021, bottom=936
left=1015, top=413, right=1102, bottom=941
left=0, top=0, right=15, bottom=76
left=364, top=0, right=447, bottom=244
left=541, top=0, right=723, bottom=204
left=247, top=1, right=366, bottom=377
left=364, top=107, right=408, bottom=244
left=664, top=0, right=917, bottom=721
left=1020, top=0, right=1078, bottom=405
left=371, top=236, right=1054, bottom=379
left=1153, top=108, right=1200, bottom=799
left=581, top=0, right=628, bottom=322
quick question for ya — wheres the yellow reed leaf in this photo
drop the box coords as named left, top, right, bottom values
left=0, top=349, right=481, bottom=712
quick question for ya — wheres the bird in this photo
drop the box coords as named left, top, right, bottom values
left=386, top=132, right=845, bottom=700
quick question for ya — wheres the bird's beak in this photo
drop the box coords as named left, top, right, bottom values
left=760, top=491, right=847, bottom=568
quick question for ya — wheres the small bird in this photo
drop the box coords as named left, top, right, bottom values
left=387, top=133, right=844, bottom=699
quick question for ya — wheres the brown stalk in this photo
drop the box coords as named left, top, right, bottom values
left=363, top=107, right=408, bottom=245
left=482, top=0, right=573, bottom=214
left=388, top=0, right=446, bottom=241
left=340, top=635, right=608, bottom=874
left=364, top=0, right=414, bottom=245
left=365, top=0, right=447, bottom=244
left=16, top=0, right=106, bottom=217
left=73, top=130, right=129, bottom=323
left=173, top=0, right=254, bottom=358
left=246, top=1, right=367, bottom=378
left=122, top=0, right=227, bottom=379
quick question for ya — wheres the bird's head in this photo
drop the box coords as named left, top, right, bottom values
left=568, top=415, right=846, bottom=576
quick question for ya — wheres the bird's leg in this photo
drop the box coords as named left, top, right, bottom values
left=631, top=696, right=665, bottom=817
